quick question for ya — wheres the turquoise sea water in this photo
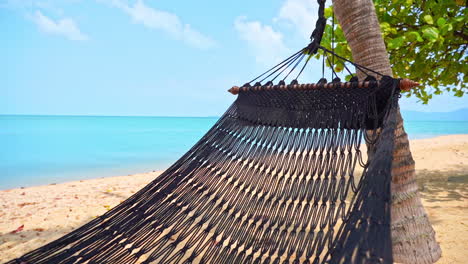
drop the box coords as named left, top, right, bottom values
left=1, top=115, right=467, bottom=190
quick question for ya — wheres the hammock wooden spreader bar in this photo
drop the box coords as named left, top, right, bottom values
left=228, top=78, right=419, bottom=95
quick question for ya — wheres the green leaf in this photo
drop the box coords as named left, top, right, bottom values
left=422, top=27, right=439, bottom=41
left=380, top=22, right=390, bottom=31
left=423, top=15, right=434, bottom=25
left=439, top=23, right=453, bottom=36
left=334, top=26, right=345, bottom=40
left=324, top=7, right=333, bottom=19
left=387, top=36, right=405, bottom=49
left=436, top=17, right=446, bottom=27
left=454, top=89, right=464, bottom=97
left=335, top=43, right=345, bottom=55
left=405, top=31, right=423, bottom=42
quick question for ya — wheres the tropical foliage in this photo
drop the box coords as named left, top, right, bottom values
left=318, top=0, right=467, bottom=103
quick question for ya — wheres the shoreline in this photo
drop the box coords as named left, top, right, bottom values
left=1, top=134, right=467, bottom=263
left=2, top=134, right=468, bottom=192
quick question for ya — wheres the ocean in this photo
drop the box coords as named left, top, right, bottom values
left=1, top=115, right=467, bottom=190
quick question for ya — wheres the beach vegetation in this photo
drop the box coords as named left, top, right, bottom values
left=319, top=0, right=467, bottom=103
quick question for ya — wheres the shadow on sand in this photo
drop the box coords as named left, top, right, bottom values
left=417, top=166, right=468, bottom=203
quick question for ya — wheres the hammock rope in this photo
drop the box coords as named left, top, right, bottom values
left=6, top=0, right=420, bottom=263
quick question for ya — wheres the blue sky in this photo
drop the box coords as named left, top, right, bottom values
left=2, top=0, right=466, bottom=116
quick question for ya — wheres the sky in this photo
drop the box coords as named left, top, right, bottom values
left=1, top=0, right=467, bottom=117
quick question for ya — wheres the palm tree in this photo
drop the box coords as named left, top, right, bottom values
left=331, top=0, right=442, bottom=263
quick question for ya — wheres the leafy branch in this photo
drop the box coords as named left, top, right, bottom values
left=321, top=0, right=467, bottom=103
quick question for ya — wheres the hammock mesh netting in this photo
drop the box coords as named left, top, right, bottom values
left=6, top=1, right=421, bottom=263
left=7, top=77, right=400, bottom=264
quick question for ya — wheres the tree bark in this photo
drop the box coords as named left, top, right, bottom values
left=331, top=1, right=442, bottom=263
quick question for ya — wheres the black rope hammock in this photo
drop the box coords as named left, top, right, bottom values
left=6, top=1, right=419, bottom=263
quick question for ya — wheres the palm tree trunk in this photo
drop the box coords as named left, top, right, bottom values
left=331, top=1, right=442, bottom=263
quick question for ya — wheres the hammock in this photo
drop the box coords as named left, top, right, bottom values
left=6, top=1, right=420, bottom=263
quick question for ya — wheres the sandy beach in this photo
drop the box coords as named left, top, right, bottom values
left=1, top=135, right=467, bottom=263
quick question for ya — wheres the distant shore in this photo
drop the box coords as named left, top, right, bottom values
left=1, top=135, right=467, bottom=263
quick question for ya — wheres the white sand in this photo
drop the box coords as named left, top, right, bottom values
left=1, top=135, right=467, bottom=263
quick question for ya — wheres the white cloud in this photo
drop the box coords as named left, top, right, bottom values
left=234, top=0, right=321, bottom=67
left=234, top=16, right=290, bottom=67
left=32, top=10, right=88, bottom=41
left=277, top=0, right=318, bottom=39
left=103, top=0, right=215, bottom=49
